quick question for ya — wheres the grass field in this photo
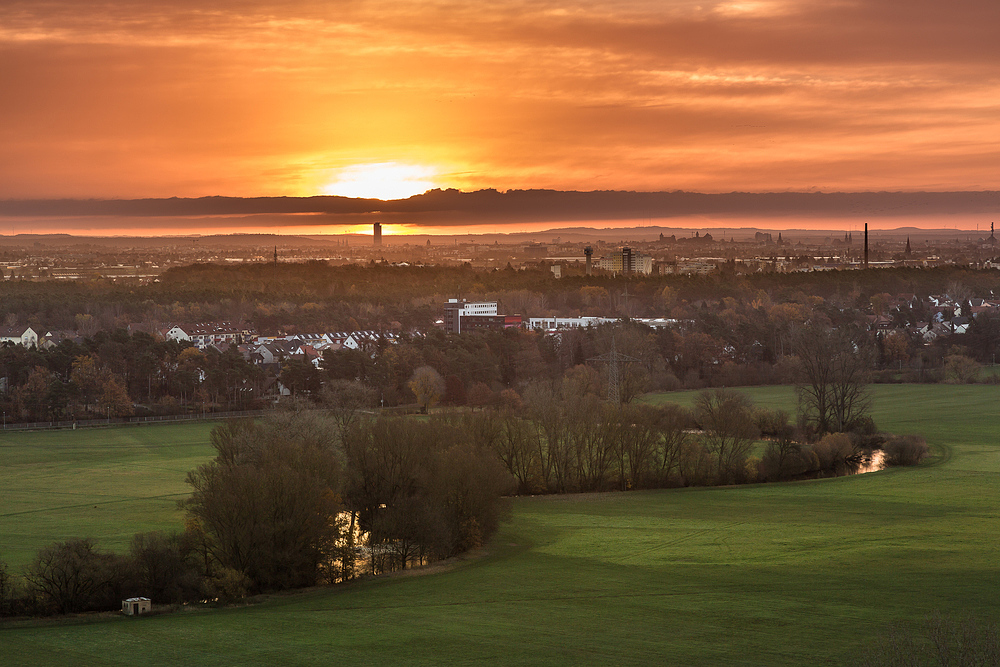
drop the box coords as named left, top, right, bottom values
left=0, top=423, right=216, bottom=570
left=2, top=385, right=999, bottom=665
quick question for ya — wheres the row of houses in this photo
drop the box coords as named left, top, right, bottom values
left=0, top=326, right=83, bottom=349
left=248, top=331, right=399, bottom=368
left=873, top=293, right=1000, bottom=343
left=0, top=323, right=256, bottom=351
left=0, top=322, right=400, bottom=365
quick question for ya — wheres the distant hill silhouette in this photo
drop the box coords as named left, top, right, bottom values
left=2, top=189, right=999, bottom=225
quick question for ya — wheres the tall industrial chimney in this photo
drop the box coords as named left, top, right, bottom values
left=584, top=246, right=593, bottom=275
left=373, top=222, right=382, bottom=246
left=864, top=223, right=869, bottom=268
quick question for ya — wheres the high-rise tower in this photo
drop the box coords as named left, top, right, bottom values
left=622, top=246, right=633, bottom=274
left=373, top=222, right=382, bottom=246
left=864, top=224, right=869, bottom=268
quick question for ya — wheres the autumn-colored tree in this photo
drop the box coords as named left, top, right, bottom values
left=944, top=351, right=981, bottom=384
left=341, top=417, right=513, bottom=572
left=408, top=365, right=444, bottom=413
left=881, top=331, right=911, bottom=366
left=100, top=376, right=134, bottom=418
left=466, top=381, right=496, bottom=409
left=16, top=365, right=53, bottom=421
left=70, top=355, right=102, bottom=411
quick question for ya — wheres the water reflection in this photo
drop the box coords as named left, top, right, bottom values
left=849, top=449, right=886, bottom=475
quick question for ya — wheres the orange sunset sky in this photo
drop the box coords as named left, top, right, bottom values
left=1, top=0, right=999, bottom=233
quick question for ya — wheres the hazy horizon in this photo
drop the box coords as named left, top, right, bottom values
left=0, top=214, right=994, bottom=240
left=1, top=189, right=998, bottom=237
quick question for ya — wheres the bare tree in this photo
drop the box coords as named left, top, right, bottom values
left=500, top=290, right=546, bottom=318
left=695, top=389, right=759, bottom=484
left=522, top=380, right=566, bottom=491
left=0, top=558, right=16, bottom=615
left=24, top=538, right=123, bottom=614
left=495, top=412, right=541, bottom=494
left=794, top=325, right=874, bottom=435
left=654, top=403, right=691, bottom=485
left=566, top=393, right=609, bottom=491
left=321, top=379, right=377, bottom=438
left=612, top=403, right=661, bottom=490
left=129, top=531, right=201, bottom=604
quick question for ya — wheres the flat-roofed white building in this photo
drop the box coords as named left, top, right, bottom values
left=443, top=299, right=499, bottom=333
left=528, top=316, right=617, bottom=330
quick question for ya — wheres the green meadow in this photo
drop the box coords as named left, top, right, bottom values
left=2, top=385, right=999, bottom=665
left=0, top=423, right=216, bottom=570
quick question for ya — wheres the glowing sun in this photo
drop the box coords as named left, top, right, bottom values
left=322, top=162, right=439, bottom=200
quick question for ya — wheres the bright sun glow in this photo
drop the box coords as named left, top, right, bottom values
left=322, top=162, right=439, bottom=200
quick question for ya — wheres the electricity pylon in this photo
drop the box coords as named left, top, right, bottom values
left=588, top=335, right=639, bottom=404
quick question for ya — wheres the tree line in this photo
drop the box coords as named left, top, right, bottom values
left=0, top=330, right=263, bottom=422
left=5, top=260, right=1000, bottom=423
left=0, top=406, right=515, bottom=616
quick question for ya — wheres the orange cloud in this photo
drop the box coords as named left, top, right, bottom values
left=0, top=0, right=998, bottom=200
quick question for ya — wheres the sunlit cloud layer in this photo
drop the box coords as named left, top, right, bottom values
left=1, top=0, right=998, bottom=200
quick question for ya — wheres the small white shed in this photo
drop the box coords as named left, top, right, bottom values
left=122, top=597, right=151, bottom=616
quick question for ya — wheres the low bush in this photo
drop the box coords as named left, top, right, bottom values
left=0, top=558, right=15, bottom=615
left=129, top=531, right=202, bottom=604
left=883, top=434, right=929, bottom=466
left=678, top=440, right=714, bottom=487
left=203, top=567, right=252, bottom=602
left=24, top=538, right=131, bottom=615
left=854, top=612, right=1000, bottom=666
left=759, top=439, right=813, bottom=482
left=809, top=433, right=856, bottom=474
left=753, top=407, right=791, bottom=438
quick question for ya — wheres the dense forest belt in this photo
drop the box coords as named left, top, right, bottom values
left=3, top=261, right=1000, bottom=429
left=0, top=264, right=998, bottom=334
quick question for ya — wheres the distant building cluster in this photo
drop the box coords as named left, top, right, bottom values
left=869, top=293, right=1000, bottom=343
left=526, top=316, right=686, bottom=333
left=596, top=247, right=653, bottom=275
left=164, top=322, right=249, bottom=349
left=442, top=299, right=522, bottom=333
